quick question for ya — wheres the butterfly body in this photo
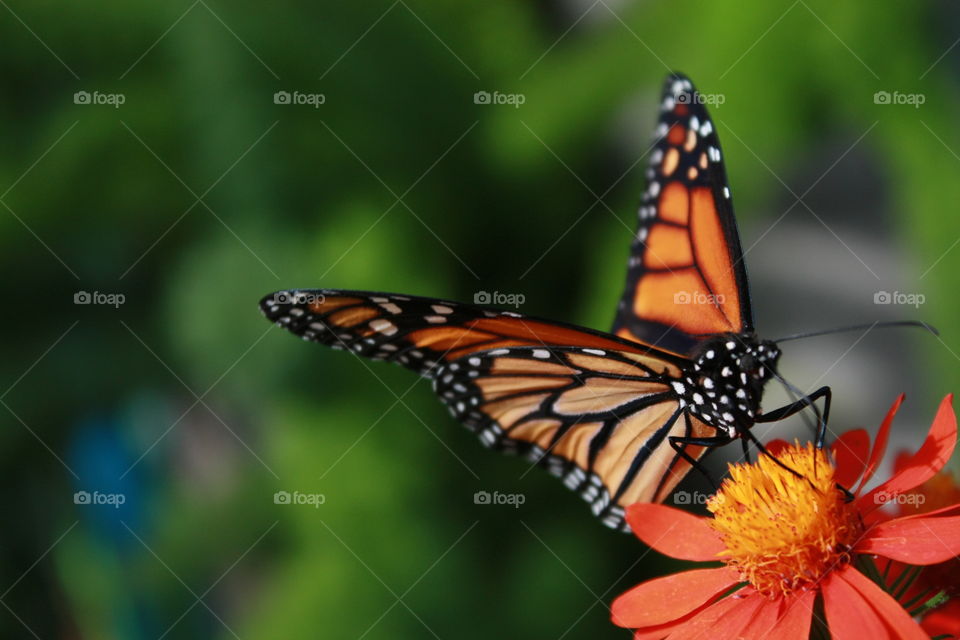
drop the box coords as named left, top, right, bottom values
left=675, top=333, right=781, bottom=438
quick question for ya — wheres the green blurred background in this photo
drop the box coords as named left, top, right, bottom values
left=3, top=1, right=960, bottom=638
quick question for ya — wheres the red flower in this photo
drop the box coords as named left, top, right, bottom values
left=611, top=395, right=960, bottom=639
left=878, top=457, right=960, bottom=638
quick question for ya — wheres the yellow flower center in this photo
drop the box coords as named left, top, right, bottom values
left=707, top=442, right=863, bottom=598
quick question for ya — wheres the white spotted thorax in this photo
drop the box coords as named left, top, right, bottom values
left=670, top=334, right=781, bottom=437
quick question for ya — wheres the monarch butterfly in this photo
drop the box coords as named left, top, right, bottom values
left=260, top=73, right=832, bottom=531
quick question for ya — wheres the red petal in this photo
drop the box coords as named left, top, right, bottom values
left=737, top=597, right=783, bottom=637
left=892, top=450, right=912, bottom=474
left=766, top=590, right=815, bottom=640
left=832, top=428, right=870, bottom=489
left=632, top=616, right=694, bottom=640
left=625, top=503, right=724, bottom=561
left=630, top=594, right=752, bottom=640
left=855, top=394, right=904, bottom=495
left=611, top=567, right=739, bottom=628
left=857, top=514, right=960, bottom=564
left=839, top=565, right=929, bottom=639
left=898, top=502, right=960, bottom=519
left=860, top=394, right=956, bottom=510
left=823, top=567, right=896, bottom=639
left=664, top=592, right=765, bottom=640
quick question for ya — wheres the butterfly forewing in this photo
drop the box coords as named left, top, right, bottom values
left=612, top=73, right=753, bottom=356
left=260, top=289, right=681, bottom=377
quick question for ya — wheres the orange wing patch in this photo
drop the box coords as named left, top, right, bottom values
left=690, top=187, right=742, bottom=330
left=643, top=224, right=692, bottom=269
left=632, top=183, right=741, bottom=337
left=658, top=182, right=689, bottom=225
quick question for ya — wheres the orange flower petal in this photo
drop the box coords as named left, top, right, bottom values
left=897, top=502, right=960, bottom=519
left=633, top=620, right=689, bottom=640
left=766, top=590, right=815, bottom=640
left=625, top=503, right=724, bottom=561
left=892, top=450, right=912, bottom=474
left=839, top=565, right=930, bottom=639
left=631, top=615, right=695, bottom=640
left=664, top=592, right=765, bottom=640
left=823, top=567, right=896, bottom=639
left=629, top=590, right=754, bottom=640
left=855, top=394, right=904, bottom=494
left=611, top=566, right=739, bottom=628
left=832, top=428, right=870, bottom=488
left=737, top=596, right=783, bottom=636
left=857, top=514, right=960, bottom=564
left=860, top=394, right=956, bottom=510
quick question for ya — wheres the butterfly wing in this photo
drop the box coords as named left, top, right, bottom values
left=612, top=73, right=754, bottom=356
left=260, top=289, right=687, bottom=376
left=434, top=346, right=715, bottom=530
left=261, top=289, right=710, bottom=530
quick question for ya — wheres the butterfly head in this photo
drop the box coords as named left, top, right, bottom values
left=740, top=340, right=781, bottom=386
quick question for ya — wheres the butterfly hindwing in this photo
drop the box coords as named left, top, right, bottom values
left=612, top=73, right=753, bottom=356
left=434, top=345, right=714, bottom=530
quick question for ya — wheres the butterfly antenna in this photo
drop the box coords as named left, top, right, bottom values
left=773, top=320, right=937, bottom=343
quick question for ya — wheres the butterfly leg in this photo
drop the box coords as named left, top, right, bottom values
left=738, top=426, right=805, bottom=478
left=752, top=388, right=852, bottom=496
left=755, top=385, right=832, bottom=448
left=668, top=433, right=734, bottom=492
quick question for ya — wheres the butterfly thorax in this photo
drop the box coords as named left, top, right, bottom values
left=670, top=333, right=781, bottom=437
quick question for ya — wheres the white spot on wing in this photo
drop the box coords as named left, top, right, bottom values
left=369, top=318, right=398, bottom=336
